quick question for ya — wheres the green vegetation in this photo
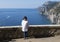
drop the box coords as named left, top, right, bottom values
left=39, top=1, right=60, bottom=14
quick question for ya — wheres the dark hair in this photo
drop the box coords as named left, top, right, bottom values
left=23, top=16, right=27, bottom=20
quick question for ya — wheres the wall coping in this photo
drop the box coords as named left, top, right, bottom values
left=0, top=25, right=60, bottom=28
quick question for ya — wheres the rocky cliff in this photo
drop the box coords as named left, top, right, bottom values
left=39, top=1, right=60, bottom=24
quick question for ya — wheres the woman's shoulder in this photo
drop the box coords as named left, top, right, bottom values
left=22, top=20, right=28, bottom=22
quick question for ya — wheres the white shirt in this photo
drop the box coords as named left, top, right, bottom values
left=21, top=20, right=28, bottom=32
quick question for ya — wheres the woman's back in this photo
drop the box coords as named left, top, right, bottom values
left=21, top=16, right=29, bottom=32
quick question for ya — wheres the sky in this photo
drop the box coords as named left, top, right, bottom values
left=0, top=0, right=60, bottom=8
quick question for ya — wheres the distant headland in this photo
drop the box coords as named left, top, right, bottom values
left=38, top=1, right=60, bottom=24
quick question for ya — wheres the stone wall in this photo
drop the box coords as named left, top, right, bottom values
left=0, top=26, right=60, bottom=40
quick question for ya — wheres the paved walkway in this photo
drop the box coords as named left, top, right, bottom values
left=9, top=36, right=60, bottom=42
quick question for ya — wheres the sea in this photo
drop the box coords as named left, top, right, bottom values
left=0, top=8, right=51, bottom=26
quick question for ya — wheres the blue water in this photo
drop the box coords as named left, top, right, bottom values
left=0, top=9, right=51, bottom=26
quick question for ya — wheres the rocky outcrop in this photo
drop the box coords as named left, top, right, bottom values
left=39, top=1, right=60, bottom=24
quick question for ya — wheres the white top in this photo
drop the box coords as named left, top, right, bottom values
left=21, top=20, right=28, bottom=32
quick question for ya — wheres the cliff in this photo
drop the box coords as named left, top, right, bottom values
left=39, top=1, right=60, bottom=24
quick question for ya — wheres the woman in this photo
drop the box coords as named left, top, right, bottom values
left=21, top=16, right=29, bottom=39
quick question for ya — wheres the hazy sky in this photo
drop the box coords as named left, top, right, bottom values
left=0, top=0, right=60, bottom=8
